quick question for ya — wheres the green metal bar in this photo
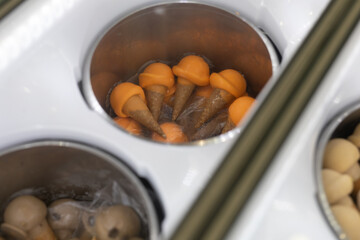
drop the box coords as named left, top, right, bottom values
left=203, top=2, right=360, bottom=239
left=171, top=1, right=360, bottom=239
left=0, top=0, right=23, bottom=20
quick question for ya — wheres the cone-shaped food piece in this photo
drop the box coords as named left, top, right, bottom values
left=139, top=62, right=175, bottom=120
left=222, top=96, right=255, bottom=133
left=110, top=82, right=165, bottom=138
left=190, top=85, right=214, bottom=117
left=163, top=84, right=176, bottom=106
left=222, top=118, right=236, bottom=135
left=196, top=69, right=247, bottom=128
left=152, top=122, right=188, bottom=144
left=195, top=85, right=213, bottom=99
left=189, top=85, right=214, bottom=115
left=114, top=117, right=142, bottom=136
left=3, top=195, right=56, bottom=240
left=191, top=111, right=228, bottom=141
left=172, top=55, right=210, bottom=120
left=172, top=79, right=196, bottom=120
left=176, top=85, right=214, bottom=137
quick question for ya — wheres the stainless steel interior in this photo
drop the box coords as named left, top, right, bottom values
left=0, top=141, right=159, bottom=239
left=83, top=2, right=276, bottom=124
left=316, top=102, right=360, bottom=240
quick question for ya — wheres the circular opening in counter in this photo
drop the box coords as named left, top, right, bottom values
left=316, top=103, right=360, bottom=240
left=0, top=141, right=159, bottom=240
left=83, top=2, right=279, bottom=145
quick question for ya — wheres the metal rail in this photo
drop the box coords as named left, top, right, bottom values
left=171, top=1, right=360, bottom=239
left=0, top=0, right=23, bottom=20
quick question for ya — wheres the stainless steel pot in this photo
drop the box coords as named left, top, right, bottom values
left=316, top=102, right=360, bottom=240
left=82, top=2, right=278, bottom=143
left=0, top=140, right=159, bottom=239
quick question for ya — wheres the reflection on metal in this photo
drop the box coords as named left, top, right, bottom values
left=0, top=0, right=23, bottom=20
left=171, top=1, right=360, bottom=240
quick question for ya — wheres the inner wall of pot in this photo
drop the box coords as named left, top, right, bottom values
left=316, top=103, right=360, bottom=239
left=0, top=141, right=158, bottom=239
left=89, top=2, right=274, bottom=112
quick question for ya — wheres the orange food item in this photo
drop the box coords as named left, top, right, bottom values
left=114, top=117, right=142, bottom=136
left=228, top=96, right=255, bottom=125
left=172, top=55, right=210, bottom=86
left=152, top=122, right=188, bottom=143
left=110, top=82, right=165, bottom=138
left=222, top=96, right=255, bottom=133
left=210, top=69, right=247, bottom=98
left=110, top=82, right=146, bottom=118
left=195, top=85, right=213, bottom=98
left=172, top=55, right=210, bottom=120
left=139, top=62, right=174, bottom=89
left=195, top=69, right=247, bottom=128
left=139, top=63, right=175, bottom=120
left=163, top=85, right=176, bottom=106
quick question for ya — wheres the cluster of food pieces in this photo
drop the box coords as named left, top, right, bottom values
left=109, top=54, right=255, bottom=143
left=322, top=123, right=360, bottom=240
left=0, top=195, right=143, bottom=240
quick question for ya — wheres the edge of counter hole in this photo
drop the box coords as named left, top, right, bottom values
left=79, top=1, right=281, bottom=147
left=0, top=139, right=162, bottom=239
left=313, top=101, right=360, bottom=240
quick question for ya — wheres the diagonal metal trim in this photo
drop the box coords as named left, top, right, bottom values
left=0, top=0, right=23, bottom=20
left=203, top=2, right=360, bottom=240
left=171, top=1, right=360, bottom=240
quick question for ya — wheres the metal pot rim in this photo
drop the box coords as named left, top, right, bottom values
left=0, top=139, right=160, bottom=240
left=315, top=101, right=360, bottom=240
left=81, top=1, right=280, bottom=146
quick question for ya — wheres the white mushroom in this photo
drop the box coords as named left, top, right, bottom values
left=48, top=198, right=82, bottom=239
left=356, top=190, right=360, bottom=210
left=0, top=223, right=27, bottom=240
left=331, top=205, right=360, bottom=240
left=94, top=205, right=141, bottom=240
left=348, top=123, right=360, bottom=147
left=322, top=169, right=353, bottom=204
left=78, top=230, right=94, bottom=240
left=344, top=162, right=360, bottom=181
left=3, top=195, right=56, bottom=240
left=323, top=138, right=360, bottom=174
left=334, top=195, right=356, bottom=209
left=55, top=229, right=73, bottom=240
left=82, top=209, right=97, bottom=237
